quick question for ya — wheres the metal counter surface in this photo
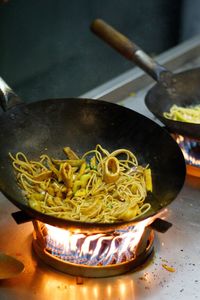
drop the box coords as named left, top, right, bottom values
left=0, top=177, right=200, bottom=300
left=1, top=35, right=200, bottom=299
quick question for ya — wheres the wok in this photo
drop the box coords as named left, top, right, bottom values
left=0, top=76, right=185, bottom=232
left=0, top=253, right=24, bottom=279
left=91, top=19, right=200, bottom=139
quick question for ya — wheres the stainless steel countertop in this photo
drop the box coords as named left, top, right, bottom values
left=1, top=35, right=200, bottom=300
left=0, top=177, right=200, bottom=300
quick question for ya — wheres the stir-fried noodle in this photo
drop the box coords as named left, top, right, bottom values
left=9, top=145, right=152, bottom=223
left=163, top=104, right=200, bottom=123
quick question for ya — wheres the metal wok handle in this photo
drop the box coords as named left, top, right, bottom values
left=0, top=76, right=22, bottom=111
left=11, top=210, right=172, bottom=233
left=91, top=19, right=172, bottom=84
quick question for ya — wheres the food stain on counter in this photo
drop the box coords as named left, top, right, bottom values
left=162, top=264, right=176, bottom=272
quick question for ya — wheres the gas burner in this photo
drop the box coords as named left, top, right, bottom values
left=173, top=134, right=200, bottom=177
left=32, top=219, right=154, bottom=277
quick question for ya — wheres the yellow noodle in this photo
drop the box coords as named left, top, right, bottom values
left=9, top=145, right=152, bottom=223
left=163, top=104, right=200, bottom=123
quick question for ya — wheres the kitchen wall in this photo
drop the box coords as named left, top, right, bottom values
left=0, top=0, right=183, bottom=101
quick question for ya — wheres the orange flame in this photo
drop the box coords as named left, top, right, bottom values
left=44, top=217, right=154, bottom=266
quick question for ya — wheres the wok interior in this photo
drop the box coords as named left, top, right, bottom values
left=145, top=67, right=200, bottom=137
left=0, top=98, right=185, bottom=229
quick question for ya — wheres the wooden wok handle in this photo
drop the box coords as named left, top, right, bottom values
left=91, top=19, right=170, bottom=82
left=0, top=77, right=22, bottom=111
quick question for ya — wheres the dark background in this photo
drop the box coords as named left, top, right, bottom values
left=0, top=0, right=199, bottom=102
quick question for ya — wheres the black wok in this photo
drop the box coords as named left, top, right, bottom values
left=0, top=75, right=185, bottom=232
left=91, top=19, right=200, bottom=139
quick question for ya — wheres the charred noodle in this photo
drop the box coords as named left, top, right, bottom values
left=9, top=144, right=152, bottom=223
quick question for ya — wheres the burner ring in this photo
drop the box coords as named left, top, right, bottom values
left=32, top=221, right=154, bottom=278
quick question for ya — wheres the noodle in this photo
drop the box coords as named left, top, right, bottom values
left=163, top=104, right=200, bottom=123
left=9, top=145, right=152, bottom=223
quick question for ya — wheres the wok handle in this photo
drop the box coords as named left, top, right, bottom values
left=12, top=210, right=172, bottom=234
left=148, top=217, right=172, bottom=233
left=91, top=19, right=172, bottom=83
left=0, top=76, right=22, bottom=111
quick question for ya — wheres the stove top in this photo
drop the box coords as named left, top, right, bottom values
left=0, top=177, right=200, bottom=300
left=1, top=35, right=200, bottom=300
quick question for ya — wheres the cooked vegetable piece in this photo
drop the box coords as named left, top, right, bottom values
left=61, top=162, right=73, bottom=188
left=63, top=147, right=79, bottom=159
left=144, top=168, right=153, bottom=192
